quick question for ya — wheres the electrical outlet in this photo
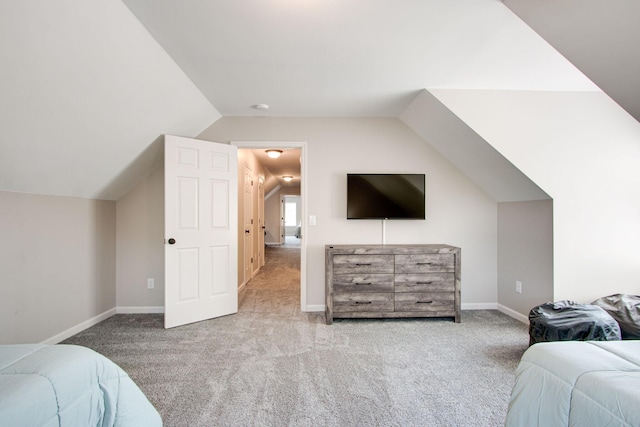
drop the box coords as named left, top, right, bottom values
left=147, top=278, right=155, bottom=289
left=515, top=280, right=522, bottom=294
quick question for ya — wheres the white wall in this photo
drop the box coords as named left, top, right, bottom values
left=198, top=117, right=498, bottom=309
left=264, top=188, right=301, bottom=243
left=498, top=200, right=554, bottom=320
left=284, top=195, right=302, bottom=236
left=0, top=0, right=219, bottom=200
left=115, top=167, right=164, bottom=311
left=400, top=90, right=549, bottom=202
left=432, top=89, right=640, bottom=303
left=0, top=191, right=115, bottom=344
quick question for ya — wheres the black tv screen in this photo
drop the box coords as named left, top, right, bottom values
left=347, top=174, right=425, bottom=220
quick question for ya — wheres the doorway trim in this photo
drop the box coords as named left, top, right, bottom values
left=231, top=141, right=309, bottom=312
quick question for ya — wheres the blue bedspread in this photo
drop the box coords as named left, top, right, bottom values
left=506, top=341, right=640, bottom=426
left=0, top=344, right=162, bottom=426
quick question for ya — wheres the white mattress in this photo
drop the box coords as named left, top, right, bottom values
left=505, top=341, right=640, bottom=427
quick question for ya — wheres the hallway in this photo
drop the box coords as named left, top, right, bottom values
left=239, top=244, right=301, bottom=316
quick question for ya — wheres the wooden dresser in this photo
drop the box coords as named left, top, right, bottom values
left=325, top=244, right=461, bottom=325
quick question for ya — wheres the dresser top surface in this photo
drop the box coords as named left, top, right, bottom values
left=325, top=244, right=460, bottom=255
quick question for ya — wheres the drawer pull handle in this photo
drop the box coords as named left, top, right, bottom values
left=417, top=262, right=432, bottom=265
left=354, top=301, right=372, bottom=305
left=417, top=281, right=433, bottom=285
left=416, top=300, right=434, bottom=304
left=356, top=263, right=372, bottom=266
left=356, top=282, right=372, bottom=286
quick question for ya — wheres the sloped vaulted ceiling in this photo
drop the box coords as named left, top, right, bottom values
left=0, top=1, right=220, bottom=200
left=121, top=0, right=597, bottom=117
left=503, top=0, right=640, bottom=123
left=4, top=1, right=634, bottom=202
left=400, top=90, right=550, bottom=202
left=119, top=0, right=599, bottom=201
left=119, top=0, right=603, bottom=202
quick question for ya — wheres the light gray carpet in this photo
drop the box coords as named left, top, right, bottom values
left=64, top=246, right=529, bottom=427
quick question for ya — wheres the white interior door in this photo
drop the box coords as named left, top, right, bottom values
left=164, top=135, right=238, bottom=329
left=279, top=195, right=285, bottom=245
left=258, top=177, right=265, bottom=267
left=243, top=164, right=253, bottom=284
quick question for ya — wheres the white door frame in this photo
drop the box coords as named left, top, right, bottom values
left=257, top=175, right=265, bottom=268
left=231, top=141, right=309, bottom=312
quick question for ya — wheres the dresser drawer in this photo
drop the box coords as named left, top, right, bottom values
left=394, top=292, right=455, bottom=313
left=334, top=274, right=394, bottom=293
left=325, top=245, right=461, bottom=324
left=395, top=254, right=454, bottom=274
left=333, top=292, right=394, bottom=312
left=394, top=273, right=454, bottom=292
left=333, top=254, right=394, bottom=274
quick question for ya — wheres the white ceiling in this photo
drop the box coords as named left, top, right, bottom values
left=121, top=0, right=597, bottom=117
left=250, top=148, right=301, bottom=187
left=504, top=0, right=640, bottom=123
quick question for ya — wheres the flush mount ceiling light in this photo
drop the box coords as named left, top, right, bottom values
left=282, top=176, right=293, bottom=182
left=252, top=104, right=270, bottom=111
left=266, top=149, right=282, bottom=159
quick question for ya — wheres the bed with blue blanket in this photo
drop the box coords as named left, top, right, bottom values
left=505, top=341, right=640, bottom=426
left=0, top=344, right=161, bottom=426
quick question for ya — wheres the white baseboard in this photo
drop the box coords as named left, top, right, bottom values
left=461, top=302, right=529, bottom=324
left=497, top=304, right=529, bottom=324
left=116, top=306, right=165, bottom=314
left=112, top=304, right=528, bottom=324
left=302, top=303, right=520, bottom=316
left=42, top=308, right=117, bottom=345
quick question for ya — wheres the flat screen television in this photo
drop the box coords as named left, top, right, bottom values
left=347, top=173, right=425, bottom=220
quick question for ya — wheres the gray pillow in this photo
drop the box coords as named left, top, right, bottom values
left=592, top=294, right=640, bottom=339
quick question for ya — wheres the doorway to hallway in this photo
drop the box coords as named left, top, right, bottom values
left=232, top=141, right=308, bottom=312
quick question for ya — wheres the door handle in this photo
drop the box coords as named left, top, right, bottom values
left=168, top=238, right=176, bottom=245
